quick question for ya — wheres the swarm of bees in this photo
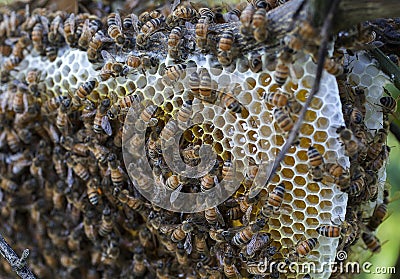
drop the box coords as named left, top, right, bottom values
left=0, top=0, right=398, bottom=278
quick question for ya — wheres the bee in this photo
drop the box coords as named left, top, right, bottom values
left=366, top=191, right=388, bottom=231
left=362, top=232, right=381, bottom=253
left=12, top=34, right=30, bottom=59
left=205, top=206, right=226, bottom=226
left=307, top=146, right=324, bottom=167
left=136, top=105, right=158, bottom=131
left=324, top=57, right=344, bottom=76
left=249, top=0, right=269, bottom=9
left=100, top=50, right=126, bottom=81
left=160, top=120, right=178, bottom=145
left=122, top=13, right=139, bottom=31
left=223, top=248, right=243, bottom=279
left=108, top=153, right=125, bottom=187
left=6, top=128, right=21, bottom=153
left=182, top=144, right=201, bottom=163
left=125, top=54, right=142, bottom=69
left=56, top=97, right=72, bottom=134
left=64, top=13, right=76, bottom=46
left=99, top=206, right=114, bottom=237
left=3, top=56, right=21, bottom=71
left=171, top=221, right=193, bottom=254
left=12, top=81, right=29, bottom=114
left=176, top=242, right=190, bottom=265
left=93, top=98, right=112, bottom=136
left=264, top=89, right=289, bottom=107
left=0, top=176, right=18, bottom=192
left=316, top=225, right=341, bottom=238
left=222, top=160, right=235, bottom=182
left=379, top=95, right=397, bottom=115
left=66, top=153, right=90, bottom=182
left=87, top=31, right=112, bottom=62
left=261, top=183, right=285, bottom=217
left=174, top=100, right=193, bottom=130
left=168, top=26, right=183, bottom=51
left=252, top=9, right=268, bottom=41
left=189, top=71, right=200, bottom=98
left=195, top=17, right=209, bottom=50
left=131, top=247, right=148, bottom=277
left=369, top=145, right=390, bottom=172
left=87, top=177, right=101, bottom=206
left=52, top=180, right=66, bottom=210
left=77, top=19, right=93, bottom=50
left=141, top=17, right=165, bottom=35
left=249, top=52, right=263, bottom=73
left=345, top=173, right=364, bottom=197
left=48, top=15, right=65, bottom=44
left=201, top=173, right=219, bottom=192
left=88, top=142, right=109, bottom=164
left=163, top=64, right=186, bottom=85
left=232, top=218, right=266, bottom=246
left=220, top=92, right=242, bottom=113
left=288, top=237, right=318, bottom=261
left=173, top=5, right=198, bottom=21
left=245, top=232, right=271, bottom=258
left=32, top=23, right=46, bottom=53
left=138, top=10, right=163, bottom=23
left=107, top=13, right=125, bottom=46
left=337, top=126, right=361, bottom=157
left=240, top=4, right=255, bottom=36
left=273, top=107, right=294, bottom=133
left=219, top=30, right=234, bottom=52
left=199, top=68, right=216, bottom=101
left=25, top=70, right=41, bottom=96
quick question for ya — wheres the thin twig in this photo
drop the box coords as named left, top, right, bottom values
left=262, top=0, right=342, bottom=190
left=0, top=233, right=36, bottom=279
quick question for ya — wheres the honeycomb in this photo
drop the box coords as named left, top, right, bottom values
left=0, top=1, right=394, bottom=279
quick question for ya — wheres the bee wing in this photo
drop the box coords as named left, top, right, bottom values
left=215, top=206, right=226, bottom=226
left=81, top=19, right=90, bottom=35
left=131, top=13, right=140, bottom=33
left=40, top=15, right=49, bottom=34
left=101, top=115, right=113, bottom=136
left=101, top=49, right=116, bottom=62
left=115, top=13, right=123, bottom=31
left=184, top=233, right=192, bottom=254
left=170, top=183, right=183, bottom=204
left=246, top=232, right=259, bottom=256
left=81, top=109, right=97, bottom=119
left=67, top=167, right=74, bottom=187
left=242, top=205, right=253, bottom=226
left=171, top=0, right=182, bottom=11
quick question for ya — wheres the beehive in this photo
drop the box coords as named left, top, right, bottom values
left=0, top=1, right=393, bottom=279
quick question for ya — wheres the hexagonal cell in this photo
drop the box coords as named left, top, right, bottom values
left=282, top=226, right=294, bottom=237
left=306, top=194, right=320, bottom=204
left=319, top=189, right=334, bottom=199
left=292, top=200, right=306, bottom=211
left=300, top=123, right=314, bottom=136
left=293, top=222, right=306, bottom=234
left=319, top=200, right=333, bottom=211
left=313, top=131, right=328, bottom=142
left=293, top=188, right=306, bottom=198
left=281, top=168, right=294, bottom=179
left=306, top=207, right=319, bottom=216
left=280, top=214, right=294, bottom=226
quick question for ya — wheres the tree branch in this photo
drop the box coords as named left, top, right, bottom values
left=0, top=234, right=36, bottom=279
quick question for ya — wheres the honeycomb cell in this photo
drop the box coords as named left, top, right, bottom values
left=259, top=72, right=272, bottom=86
left=313, top=131, right=328, bottom=142
left=280, top=214, right=293, bottom=226
left=300, top=123, right=314, bottom=136
left=281, top=168, right=294, bottom=179
left=306, top=194, right=320, bottom=204
left=306, top=207, right=318, bottom=216
left=282, top=226, right=294, bottom=236
left=292, top=200, right=306, bottom=210
left=293, top=188, right=306, bottom=198
left=319, top=201, right=332, bottom=211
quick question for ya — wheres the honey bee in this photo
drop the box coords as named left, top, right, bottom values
left=160, top=120, right=178, bottom=145
left=168, top=26, right=183, bottom=51
left=324, top=57, right=344, bottom=76
left=77, top=19, right=93, bottom=50
left=222, top=160, right=235, bottom=183
left=173, top=5, right=198, bottom=22
left=379, top=95, right=397, bottom=115
left=66, top=153, right=90, bottom=182
left=56, top=98, right=71, bottom=134
left=261, top=183, right=285, bottom=217
left=199, top=68, right=216, bottom=102
left=205, top=206, right=226, bottom=226
left=136, top=105, right=158, bottom=131
left=163, top=64, right=187, bottom=85
left=245, top=232, right=271, bottom=258
left=220, top=92, right=242, bottom=113
left=125, top=54, right=142, bottom=69
left=138, top=10, right=163, bottom=23
left=362, top=232, right=381, bottom=253
left=6, top=127, right=22, bottom=153
left=219, top=30, right=234, bottom=52
left=195, top=17, right=209, bottom=51
left=48, top=15, right=64, bottom=45
left=366, top=191, right=388, bottom=231
left=240, top=4, right=255, bottom=36
left=88, top=142, right=109, bottom=164
left=93, top=98, right=112, bottom=136
left=122, top=13, right=139, bottom=32
left=12, top=34, right=30, bottom=59
left=25, top=70, right=41, bottom=96
left=141, top=17, right=165, bottom=36
left=288, top=237, right=318, bottom=261
left=249, top=0, right=269, bottom=9
left=176, top=242, right=190, bottom=265
left=32, top=23, right=46, bottom=54
left=52, top=180, right=66, bottom=210
left=252, top=9, right=268, bottom=41
left=87, top=31, right=112, bottom=63
left=201, top=172, right=219, bottom=192
left=249, top=51, right=263, bottom=73
left=3, top=56, right=21, bottom=72
left=100, top=50, right=126, bottom=80
left=107, top=12, right=125, bottom=46
left=0, top=176, right=18, bottom=192
left=171, top=221, right=193, bottom=254
left=99, top=206, right=114, bottom=237
left=273, top=107, right=294, bottom=133
left=232, top=218, right=266, bottom=246
left=87, top=177, right=101, bottom=206
left=369, top=145, right=390, bottom=172
left=264, top=89, right=289, bottom=107
left=337, top=126, right=360, bottom=157
left=12, top=81, right=29, bottom=114
left=64, top=13, right=76, bottom=46
left=223, top=248, right=242, bottom=279
left=307, top=146, right=324, bottom=167
left=316, top=225, right=341, bottom=238
left=189, top=71, right=200, bottom=98
left=108, top=153, right=125, bottom=188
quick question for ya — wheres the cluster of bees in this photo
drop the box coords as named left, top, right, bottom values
left=0, top=0, right=397, bottom=278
